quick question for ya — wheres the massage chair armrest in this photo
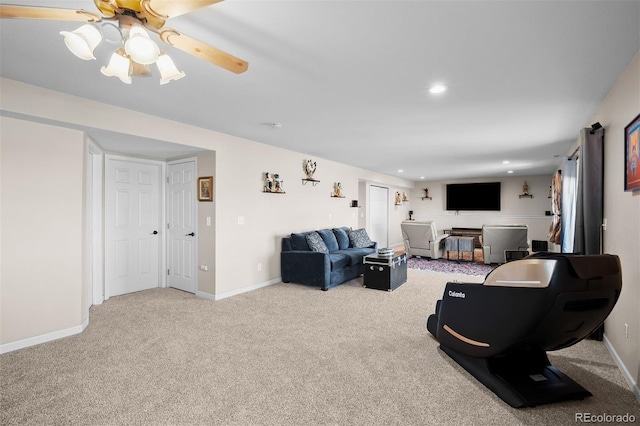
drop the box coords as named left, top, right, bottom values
left=429, top=282, right=548, bottom=358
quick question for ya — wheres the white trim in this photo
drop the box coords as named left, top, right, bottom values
left=0, top=318, right=89, bottom=354
left=214, top=278, right=281, bottom=301
left=603, top=334, right=640, bottom=402
left=195, top=290, right=216, bottom=301
left=86, top=137, right=104, bottom=306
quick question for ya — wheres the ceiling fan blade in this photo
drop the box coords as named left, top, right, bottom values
left=159, top=29, right=248, bottom=74
left=142, top=0, right=224, bottom=20
left=0, top=5, right=102, bottom=22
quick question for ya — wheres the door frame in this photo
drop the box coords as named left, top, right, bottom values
left=104, top=154, right=167, bottom=300
left=166, top=157, right=198, bottom=293
left=368, top=184, right=389, bottom=248
left=86, top=138, right=104, bottom=306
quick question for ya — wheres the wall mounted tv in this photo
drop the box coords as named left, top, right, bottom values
left=446, top=182, right=501, bottom=211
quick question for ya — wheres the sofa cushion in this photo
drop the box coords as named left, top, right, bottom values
left=317, top=229, right=339, bottom=252
left=349, top=228, right=373, bottom=248
left=290, top=232, right=313, bottom=251
left=333, top=227, right=350, bottom=250
left=328, top=253, right=350, bottom=270
left=306, top=232, right=329, bottom=253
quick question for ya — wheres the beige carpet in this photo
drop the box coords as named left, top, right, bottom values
left=1, top=269, right=638, bottom=425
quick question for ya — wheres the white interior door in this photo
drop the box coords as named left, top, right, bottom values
left=105, top=157, right=162, bottom=297
left=167, top=160, right=197, bottom=293
left=369, top=185, right=389, bottom=248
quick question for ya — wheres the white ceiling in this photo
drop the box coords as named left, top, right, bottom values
left=1, top=0, right=638, bottom=179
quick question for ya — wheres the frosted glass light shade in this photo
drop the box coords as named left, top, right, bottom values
left=60, top=24, right=102, bottom=60
left=100, top=51, right=132, bottom=84
left=124, top=26, right=160, bottom=65
left=156, top=54, right=185, bottom=84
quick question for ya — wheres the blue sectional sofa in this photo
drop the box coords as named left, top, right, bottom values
left=281, top=227, right=377, bottom=290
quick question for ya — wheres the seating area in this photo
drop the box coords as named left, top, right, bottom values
left=401, top=221, right=530, bottom=265
left=281, top=227, right=377, bottom=291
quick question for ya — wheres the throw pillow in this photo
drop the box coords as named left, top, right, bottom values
left=349, top=228, right=373, bottom=248
left=306, top=232, right=329, bottom=253
left=333, top=227, right=350, bottom=250
left=317, top=229, right=339, bottom=252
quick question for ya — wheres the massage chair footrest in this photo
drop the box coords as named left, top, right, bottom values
left=440, top=346, right=592, bottom=408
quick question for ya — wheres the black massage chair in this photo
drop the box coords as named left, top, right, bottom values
left=427, top=252, right=622, bottom=408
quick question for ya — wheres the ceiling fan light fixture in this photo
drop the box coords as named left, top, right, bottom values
left=124, top=26, right=160, bottom=65
left=156, top=54, right=185, bottom=84
left=100, top=50, right=132, bottom=84
left=60, top=24, right=102, bottom=60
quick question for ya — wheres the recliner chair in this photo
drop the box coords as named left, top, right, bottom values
left=401, top=221, right=448, bottom=259
left=426, top=252, right=622, bottom=408
left=481, top=224, right=529, bottom=264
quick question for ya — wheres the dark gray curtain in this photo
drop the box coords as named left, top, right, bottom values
left=574, top=127, right=605, bottom=255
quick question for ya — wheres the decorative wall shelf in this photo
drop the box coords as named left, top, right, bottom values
left=263, top=190, right=286, bottom=194
left=331, top=195, right=345, bottom=198
left=302, top=178, right=320, bottom=186
left=519, top=194, right=534, bottom=199
left=421, top=196, right=432, bottom=200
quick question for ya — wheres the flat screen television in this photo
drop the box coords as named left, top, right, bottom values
left=446, top=182, right=501, bottom=211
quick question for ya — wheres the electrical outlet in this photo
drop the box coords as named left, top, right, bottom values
left=625, top=323, right=629, bottom=339
left=257, top=262, right=262, bottom=272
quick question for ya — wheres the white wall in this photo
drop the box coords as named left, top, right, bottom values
left=0, top=78, right=415, bottom=346
left=0, top=117, right=86, bottom=348
left=407, top=175, right=553, bottom=247
left=588, top=52, right=640, bottom=398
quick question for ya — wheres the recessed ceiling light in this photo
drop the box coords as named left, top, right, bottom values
left=502, top=160, right=510, bottom=164
left=398, top=169, right=404, bottom=173
left=428, top=84, right=447, bottom=94
left=507, top=170, right=514, bottom=174
left=420, top=176, right=425, bottom=179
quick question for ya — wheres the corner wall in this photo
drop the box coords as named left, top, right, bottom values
left=589, top=51, right=640, bottom=398
left=0, top=117, right=86, bottom=349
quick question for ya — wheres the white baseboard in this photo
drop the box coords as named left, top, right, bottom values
left=0, top=318, right=89, bottom=355
left=214, top=277, right=281, bottom=301
left=195, top=290, right=216, bottom=301
left=603, top=334, right=640, bottom=403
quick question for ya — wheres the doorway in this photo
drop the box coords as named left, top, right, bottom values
left=104, top=155, right=164, bottom=298
left=369, top=185, right=389, bottom=248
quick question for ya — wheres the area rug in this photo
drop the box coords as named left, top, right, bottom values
left=407, top=252, right=496, bottom=276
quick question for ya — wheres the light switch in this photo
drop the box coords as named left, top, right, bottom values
left=238, top=216, right=245, bottom=225
left=206, top=216, right=211, bottom=226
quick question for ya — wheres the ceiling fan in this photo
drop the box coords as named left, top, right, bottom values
left=0, top=0, right=249, bottom=84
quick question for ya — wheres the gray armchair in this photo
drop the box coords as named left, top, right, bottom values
left=401, top=221, right=448, bottom=259
left=481, top=224, right=529, bottom=264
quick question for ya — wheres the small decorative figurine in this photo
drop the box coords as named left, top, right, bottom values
left=274, top=173, right=284, bottom=192
left=303, top=159, right=317, bottom=180
left=264, top=172, right=274, bottom=192
left=423, top=188, right=429, bottom=198
left=522, top=181, right=529, bottom=195
left=395, top=192, right=402, bottom=205
left=402, top=192, right=409, bottom=202
left=333, top=182, right=343, bottom=197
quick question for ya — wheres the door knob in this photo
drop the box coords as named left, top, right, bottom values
left=151, top=230, right=158, bottom=235
left=186, top=232, right=195, bottom=237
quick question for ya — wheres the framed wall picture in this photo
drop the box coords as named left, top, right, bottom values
left=198, top=177, right=213, bottom=201
left=624, top=113, right=640, bottom=191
